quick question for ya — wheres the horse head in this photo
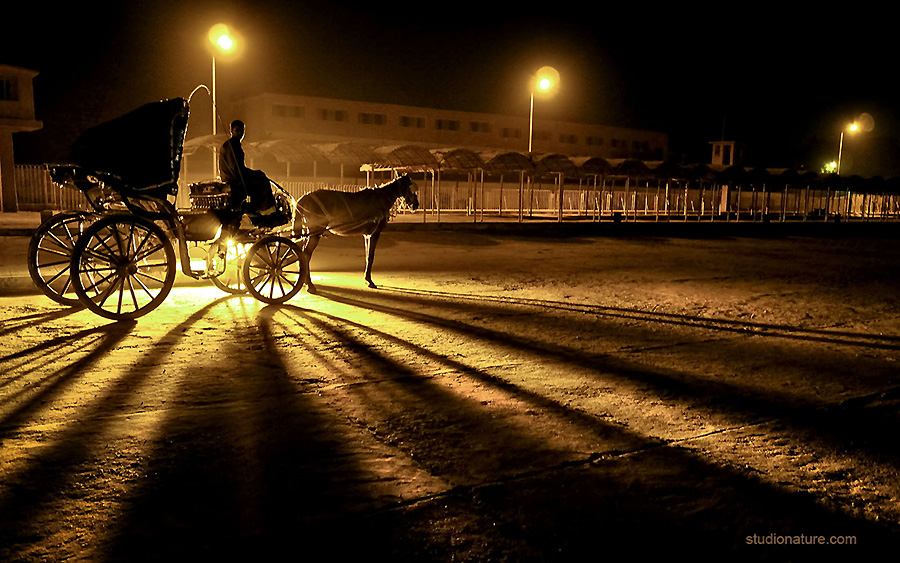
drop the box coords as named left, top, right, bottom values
left=398, top=174, right=419, bottom=210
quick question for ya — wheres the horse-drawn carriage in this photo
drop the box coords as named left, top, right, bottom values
left=27, top=97, right=418, bottom=320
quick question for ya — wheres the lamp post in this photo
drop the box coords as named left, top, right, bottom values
left=837, top=121, right=858, bottom=175
left=208, top=24, right=236, bottom=174
left=528, top=66, right=559, bottom=154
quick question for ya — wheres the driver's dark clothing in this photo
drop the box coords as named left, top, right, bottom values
left=219, top=136, right=274, bottom=211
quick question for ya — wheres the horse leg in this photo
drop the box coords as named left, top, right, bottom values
left=302, top=233, right=321, bottom=293
left=363, top=226, right=383, bottom=288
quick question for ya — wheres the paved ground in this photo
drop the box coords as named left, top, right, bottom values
left=2, top=214, right=900, bottom=561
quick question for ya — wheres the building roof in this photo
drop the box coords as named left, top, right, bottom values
left=180, top=133, right=900, bottom=192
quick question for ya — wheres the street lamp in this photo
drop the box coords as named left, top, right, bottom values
left=837, top=121, right=859, bottom=175
left=528, top=66, right=559, bottom=154
left=208, top=24, right=236, bottom=136
left=208, top=24, right=238, bottom=173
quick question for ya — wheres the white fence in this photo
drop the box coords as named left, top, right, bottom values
left=15, top=164, right=900, bottom=222
left=14, top=165, right=91, bottom=211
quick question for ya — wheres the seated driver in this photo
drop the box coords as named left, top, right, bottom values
left=218, top=119, right=276, bottom=215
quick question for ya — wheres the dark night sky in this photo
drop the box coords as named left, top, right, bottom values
left=4, top=1, right=898, bottom=174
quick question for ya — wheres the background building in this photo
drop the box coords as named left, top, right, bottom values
left=1, top=65, right=42, bottom=212
left=182, top=92, right=668, bottom=185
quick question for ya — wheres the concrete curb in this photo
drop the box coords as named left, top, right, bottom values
left=384, top=220, right=900, bottom=239
left=3, top=219, right=900, bottom=239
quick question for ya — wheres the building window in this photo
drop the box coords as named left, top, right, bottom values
left=586, top=136, right=604, bottom=146
left=0, top=77, right=18, bottom=101
left=317, top=108, right=349, bottom=122
left=435, top=119, right=460, bottom=131
left=358, top=112, right=387, bottom=125
left=535, top=130, right=551, bottom=142
left=469, top=121, right=491, bottom=133
left=400, top=115, right=425, bottom=128
left=559, top=134, right=578, bottom=144
left=273, top=104, right=304, bottom=118
left=501, top=127, right=522, bottom=139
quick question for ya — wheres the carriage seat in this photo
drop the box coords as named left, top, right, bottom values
left=188, top=180, right=246, bottom=211
left=189, top=179, right=289, bottom=229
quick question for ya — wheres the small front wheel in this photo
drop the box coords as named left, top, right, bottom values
left=70, top=215, right=176, bottom=320
left=242, top=236, right=305, bottom=304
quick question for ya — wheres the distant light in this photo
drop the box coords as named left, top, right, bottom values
left=849, top=122, right=859, bottom=132
left=538, top=77, right=551, bottom=90
left=823, top=161, right=837, bottom=173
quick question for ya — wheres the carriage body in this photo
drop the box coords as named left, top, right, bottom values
left=30, top=98, right=306, bottom=319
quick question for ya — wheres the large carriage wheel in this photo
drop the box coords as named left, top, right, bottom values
left=70, top=215, right=176, bottom=320
left=242, top=236, right=304, bottom=304
left=210, top=240, right=249, bottom=295
left=27, top=211, right=93, bottom=306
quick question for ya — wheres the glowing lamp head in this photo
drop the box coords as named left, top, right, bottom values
left=532, top=66, right=560, bottom=96
left=848, top=122, right=859, bottom=132
left=216, top=34, right=233, bottom=51
left=208, top=24, right=239, bottom=56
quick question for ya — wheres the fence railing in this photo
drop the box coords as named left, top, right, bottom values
left=15, top=165, right=900, bottom=222
left=14, top=165, right=91, bottom=211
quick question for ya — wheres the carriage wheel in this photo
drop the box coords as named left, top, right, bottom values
left=210, top=240, right=249, bottom=295
left=70, top=215, right=176, bottom=320
left=242, top=236, right=304, bottom=304
left=27, top=211, right=93, bottom=306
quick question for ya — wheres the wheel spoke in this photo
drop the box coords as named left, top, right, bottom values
left=85, top=231, right=121, bottom=263
left=115, top=274, right=126, bottom=314
left=46, top=230, right=72, bottom=252
left=38, top=254, right=71, bottom=267
left=134, top=269, right=168, bottom=285
left=43, top=265, right=70, bottom=286
left=82, top=265, right=117, bottom=295
left=126, top=275, right=140, bottom=311
left=61, top=220, right=83, bottom=245
left=130, top=227, right=156, bottom=262
left=130, top=271, right=156, bottom=299
left=96, top=273, right=124, bottom=309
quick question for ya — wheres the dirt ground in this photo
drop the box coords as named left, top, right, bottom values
left=2, top=227, right=900, bottom=561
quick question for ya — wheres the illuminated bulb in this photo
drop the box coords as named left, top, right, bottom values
left=538, top=78, right=551, bottom=90
left=217, top=34, right=233, bottom=50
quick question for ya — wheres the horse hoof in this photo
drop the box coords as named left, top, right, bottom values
left=306, top=284, right=318, bottom=294
left=367, top=281, right=378, bottom=289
